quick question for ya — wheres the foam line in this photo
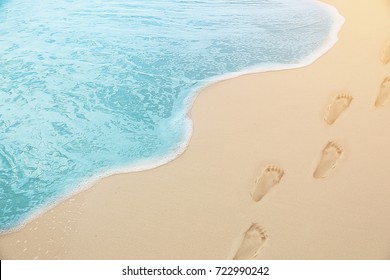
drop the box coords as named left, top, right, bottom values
left=0, top=0, right=345, bottom=235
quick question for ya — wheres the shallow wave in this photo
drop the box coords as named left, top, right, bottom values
left=0, top=0, right=343, bottom=232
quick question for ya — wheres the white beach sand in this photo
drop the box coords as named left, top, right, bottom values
left=1, top=0, right=390, bottom=260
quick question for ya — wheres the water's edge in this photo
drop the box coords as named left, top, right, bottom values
left=0, top=0, right=345, bottom=235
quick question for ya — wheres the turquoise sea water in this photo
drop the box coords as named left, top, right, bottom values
left=0, top=0, right=343, bottom=232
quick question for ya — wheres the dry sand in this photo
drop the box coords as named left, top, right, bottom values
left=1, top=0, right=390, bottom=260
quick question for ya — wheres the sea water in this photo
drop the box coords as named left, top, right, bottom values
left=0, top=0, right=344, bottom=232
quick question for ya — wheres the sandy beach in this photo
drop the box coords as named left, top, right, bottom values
left=1, top=0, right=390, bottom=260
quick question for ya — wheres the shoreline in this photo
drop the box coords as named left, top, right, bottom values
left=0, top=0, right=345, bottom=236
left=1, top=0, right=390, bottom=259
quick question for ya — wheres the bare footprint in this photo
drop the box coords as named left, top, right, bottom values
left=375, top=77, right=390, bottom=107
left=313, top=141, right=344, bottom=179
left=251, top=165, right=284, bottom=202
left=324, top=92, right=352, bottom=125
left=233, top=223, right=268, bottom=260
left=381, top=40, right=390, bottom=64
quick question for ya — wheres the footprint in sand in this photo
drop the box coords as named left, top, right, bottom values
left=381, top=40, right=390, bottom=64
left=251, top=165, right=284, bottom=202
left=324, top=92, right=352, bottom=125
left=375, top=77, right=390, bottom=107
left=233, top=223, right=268, bottom=260
left=313, top=141, right=344, bottom=179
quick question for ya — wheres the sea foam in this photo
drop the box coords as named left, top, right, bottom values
left=0, top=0, right=344, bottom=232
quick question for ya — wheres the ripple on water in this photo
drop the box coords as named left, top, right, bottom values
left=0, top=0, right=344, bottom=231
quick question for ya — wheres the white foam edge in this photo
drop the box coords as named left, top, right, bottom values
left=195, top=1, right=345, bottom=92
left=0, top=120, right=193, bottom=236
left=0, top=0, right=345, bottom=235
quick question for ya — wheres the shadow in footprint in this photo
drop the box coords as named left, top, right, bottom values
left=233, top=223, right=268, bottom=260
left=251, top=165, right=284, bottom=202
left=375, top=77, right=390, bottom=107
left=324, top=92, right=352, bottom=125
left=381, top=40, right=390, bottom=64
left=313, top=141, right=344, bottom=179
